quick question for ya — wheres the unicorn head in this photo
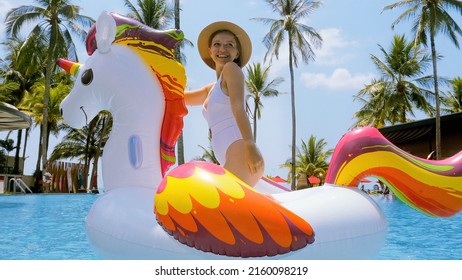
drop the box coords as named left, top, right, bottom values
left=59, top=12, right=187, bottom=190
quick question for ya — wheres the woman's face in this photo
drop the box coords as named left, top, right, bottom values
left=208, top=31, right=240, bottom=68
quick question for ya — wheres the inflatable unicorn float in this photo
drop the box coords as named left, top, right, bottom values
left=58, top=12, right=462, bottom=259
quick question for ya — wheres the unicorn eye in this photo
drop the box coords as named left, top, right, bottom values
left=81, top=69, right=93, bottom=85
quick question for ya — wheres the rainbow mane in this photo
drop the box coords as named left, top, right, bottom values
left=85, top=13, right=187, bottom=177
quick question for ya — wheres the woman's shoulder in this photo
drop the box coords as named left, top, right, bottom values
left=222, top=61, right=242, bottom=72
left=220, top=62, right=244, bottom=97
left=222, top=62, right=244, bottom=80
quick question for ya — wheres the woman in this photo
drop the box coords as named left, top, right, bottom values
left=185, top=21, right=264, bottom=187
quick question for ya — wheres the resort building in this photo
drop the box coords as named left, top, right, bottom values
left=379, top=112, right=462, bottom=159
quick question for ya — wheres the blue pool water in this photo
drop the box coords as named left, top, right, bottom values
left=0, top=193, right=461, bottom=260
left=0, top=194, right=97, bottom=260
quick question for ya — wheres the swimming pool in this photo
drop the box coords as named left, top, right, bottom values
left=0, top=194, right=97, bottom=260
left=0, top=193, right=461, bottom=260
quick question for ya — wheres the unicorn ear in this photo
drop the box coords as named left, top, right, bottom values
left=95, top=11, right=116, bottom=54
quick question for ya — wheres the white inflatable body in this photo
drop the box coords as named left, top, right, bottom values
left=86, top=184, right=386, bottom=259
left=60, top=12, right=387, bottom=259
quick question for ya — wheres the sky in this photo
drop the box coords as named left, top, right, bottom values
left=1, top=0, right=462, bottom=179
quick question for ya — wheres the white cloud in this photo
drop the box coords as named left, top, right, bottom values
left=300, top=68, right=375, bottom=91
left=261, top=27, right=358, bottom=75
left=315, top=28, right=357, bottom=66
left=297, top=28, right=376, bottom=92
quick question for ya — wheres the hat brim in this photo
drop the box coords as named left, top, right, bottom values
left=197, top=21, right=252, bottom=69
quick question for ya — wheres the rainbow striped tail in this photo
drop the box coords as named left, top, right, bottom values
left=325, top=126, right=462, bottom=217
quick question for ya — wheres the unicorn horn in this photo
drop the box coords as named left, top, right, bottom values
left=56, top=58, right=81, bottom=77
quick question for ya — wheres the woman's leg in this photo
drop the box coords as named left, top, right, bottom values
left=224, top=140, right=264, bottom=187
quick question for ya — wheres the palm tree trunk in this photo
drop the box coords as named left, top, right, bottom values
left=177, top=135, right=185, bottom=165
left=83, top=119, right=95, bottom=190
left=174, top=0, right=185, bottom=165
left=41, top=59, right=53, bottom=174
left=22, top=128, right=29, bottom=162
left=34, top=125, right=43, bottom=188
left=35, top=135, right=42, bottom=172
left=289, top=36, right=297, bottom=190
left=41, top=18, right=60, bottom=177
left=430, top=34, right=441, bottom=159
left=90, top=156, right=98, bottom=191
left=253, top=102, right=258, bottom=141
left=12, top=129, right=22, bottom=174
left=92, top=114, right=110, bottom=190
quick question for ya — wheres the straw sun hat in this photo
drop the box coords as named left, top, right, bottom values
left=197, top=21, right=252, bottom=69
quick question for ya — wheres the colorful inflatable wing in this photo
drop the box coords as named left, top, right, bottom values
left=155, top=161, right=315, bottom=257
left=326, top=126, right=462, bottom=217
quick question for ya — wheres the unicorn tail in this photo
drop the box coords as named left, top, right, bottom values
left=325, top=126, right=462, bottom=217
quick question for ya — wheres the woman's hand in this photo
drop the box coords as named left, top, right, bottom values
left=244, top=140, right=264, bottom=174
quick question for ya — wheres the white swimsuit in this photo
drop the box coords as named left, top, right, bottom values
left=202, top=75, right=242, bottom=165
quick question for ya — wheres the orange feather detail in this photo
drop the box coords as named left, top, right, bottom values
left=156, top=213, right=175, bottom=231
left=155, top=162, right=315, bottom=257
left=218, top=192, right=264, bottom=245
left=165, top=201, right=198, bottom=233
left=190, top=195, right=236, bottom=245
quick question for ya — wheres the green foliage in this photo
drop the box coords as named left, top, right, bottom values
left=245, top=62, right=284, bottom=141
left=193, top=136, right=219, bottom=165
left=353, top=34, right=437, bottom=128
left=0, top=139, right=15, bottom=154
left=124, top=0, right=174, bottom=29
left=281, top=134, right=332, bottom=189
left=442, top=77, right=462, bottom=113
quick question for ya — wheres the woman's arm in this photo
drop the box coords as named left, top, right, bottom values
left=184, top=83, right=214, bottom=106
left=222, top=63, right=253, bottom=142
left=222, top=62, right=264, bottom=174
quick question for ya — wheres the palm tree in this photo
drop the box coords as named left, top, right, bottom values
left=4, top=0, right=94, bottom=175
left=353, top=34, right=436, bottom=128
left=353, top=79, right=391, bottom=128
left=124, top=0, right=173, bottom=29
left=253, top=0, right=323, bottom=189
left=192, top=136, right=219, bottom=164
left=442, top=77, right=462, bottom=113
left=50, top=111, right=111, bottom=190
left=1, top=37, right=44, bottom=174
left=281, top=135, right=332, bottom=190
left=19, top=73, right=71, bottom=181
left=383, top=0, right=462, bottom=159
left=0, top=138, right=15, bottom=172
left=0, top=139, right=15, bottom=156
left=1, top=37, right=44, bottom=103
left=245, top=62, right=284, bottom=141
